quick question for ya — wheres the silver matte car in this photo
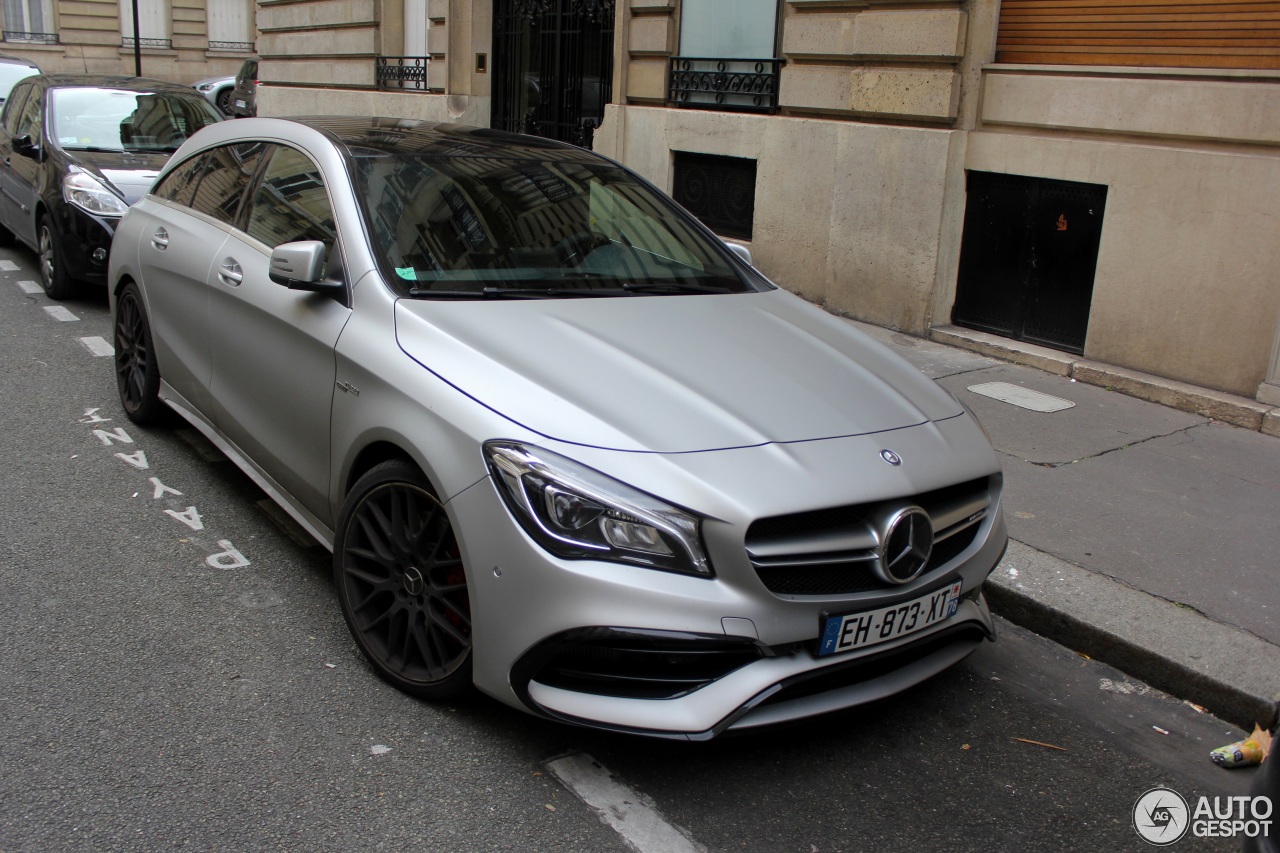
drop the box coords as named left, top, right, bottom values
left=108, top=116, right=1008, bottom=739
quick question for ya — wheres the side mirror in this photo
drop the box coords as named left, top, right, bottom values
left=724, top=240, right=753, bottom=267
left=11, top=134, right=39, bottom=159
left=269, top=240, right=341, bottom=293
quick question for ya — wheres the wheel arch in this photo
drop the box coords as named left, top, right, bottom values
left=343, top=440, right=432, bottom=500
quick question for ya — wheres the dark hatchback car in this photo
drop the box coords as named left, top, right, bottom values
left=0, top=74, right=223, bottom=298
left=227, top=59, right=257, bottom=118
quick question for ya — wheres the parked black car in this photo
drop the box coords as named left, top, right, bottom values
left=0, top=74, right=223, bottom=298
left=227, top=59, right=257, bottom=118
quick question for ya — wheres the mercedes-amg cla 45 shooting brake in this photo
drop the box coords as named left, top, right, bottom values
left=108, top=116, right=1008, bottom=739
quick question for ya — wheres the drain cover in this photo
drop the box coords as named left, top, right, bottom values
left=966, top=382, right=1075, bottom=413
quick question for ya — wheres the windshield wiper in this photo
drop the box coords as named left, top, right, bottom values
left=620, top=282, right=732, bottom=295
left=407, top=286, right=625, bottom=299
left=61, top=145, right=124, bottom=153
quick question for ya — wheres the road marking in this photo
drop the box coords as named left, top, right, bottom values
left=16, top=280, right=40, bottom=294
left=547, top=753, right=705, bottom=853
left=967, top=381, right=1075, bottom=413
left=79, top=336, right=115, bottom=357
left=44, top=305, right=79, bottom=322
left=0, top=260, right=19, bottom=271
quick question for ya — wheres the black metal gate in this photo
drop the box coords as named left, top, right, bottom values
left=953, top=171, right=1108, bottom=354
left=491, top=0, right=615, bottom=148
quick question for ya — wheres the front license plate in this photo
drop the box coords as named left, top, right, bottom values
left=818, top=581, right=963, bottom=657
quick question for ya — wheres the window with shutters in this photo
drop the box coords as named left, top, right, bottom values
left=3, top=0, right=55, bottom=43
left=119, top=0, right=170, bottom=48
left=997, top=0, right=1280, bottom=70
left=207, top=0, right=253, bottom=51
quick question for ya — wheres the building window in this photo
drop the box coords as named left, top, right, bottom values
left=670, top=0, right=781, bottom=112
left=120, top=0, right=170, bottom=48
left=996, top=0, right=1280, bottom=70
left=3, top=0, right=56, bottom=44
left=207, top=0, right=253, bottom=51
left=672, top=151, right=757, bottom=241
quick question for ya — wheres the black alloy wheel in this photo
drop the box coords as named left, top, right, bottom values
left=114, top=282, right=166, bottom=424
left=215, top=87, right=233, bottom=115
left=38, top=216, right=75, bottom=300
left=334, top=460, right=473, bottom=699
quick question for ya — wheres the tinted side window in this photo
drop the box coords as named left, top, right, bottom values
left=189, top=142, right=268, bottom=225
left=245, top=146, right=336, bottom=254
left=1, top=81, right=31, bottom=136
left=151, top=152, right=208, bottom=208
left=13, top=86, right=42, bottom=144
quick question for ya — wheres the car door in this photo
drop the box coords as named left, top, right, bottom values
left=207, top=143, right=351, bottom=525
left=135, top=142, right=266, bottom=416
left=0, top=79, right=30, bottom=235
left=0, top=80, right=43, bottom=247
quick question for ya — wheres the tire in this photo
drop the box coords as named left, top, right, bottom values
left=334, top=460, right=473, bottom=700
left=0, top=221, right=14, bottom=247
left=214, top=87, right=233, bottom=116
left=38, top=216, right=76, bottom=300
left=114, top=282, right=167, bottom=425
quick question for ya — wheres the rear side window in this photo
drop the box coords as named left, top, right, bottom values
left=189, top=142, right=268, bottom=224
left=151, top=142, right=267, bottom=224
left=151, top=153, right=206, bottom=208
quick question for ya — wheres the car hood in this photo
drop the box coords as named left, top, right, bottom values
left=394, top=290, right=962, bottom=453
left=66, top=149, right=166, bottom=205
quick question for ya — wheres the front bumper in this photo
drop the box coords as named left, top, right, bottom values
left=53, top=202, right=117, bottom=286
left=449, top=417, right=1008, bottom=739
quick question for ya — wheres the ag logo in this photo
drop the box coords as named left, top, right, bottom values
left=1134, top=787, right=1190, bottom=845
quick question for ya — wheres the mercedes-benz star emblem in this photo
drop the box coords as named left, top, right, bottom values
left=880, top=449, right=902, bottom=466
left=875, top=506, right=933, bottom=585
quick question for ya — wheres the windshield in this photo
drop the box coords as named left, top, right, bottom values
left=50, top=87, right=222, bottom=153
left=351, top=154, right=761, bottom=298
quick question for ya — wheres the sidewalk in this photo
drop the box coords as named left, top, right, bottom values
left=846, top=319, right=1280, bottom=731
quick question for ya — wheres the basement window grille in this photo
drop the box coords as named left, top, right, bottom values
left=672, top=151, right=757, bottom=241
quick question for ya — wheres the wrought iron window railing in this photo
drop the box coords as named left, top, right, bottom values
left=669, top=57, right=783, bottom=113
left=376, top=57, right=431, bottom=92
left=4, top=30, right=57, bottom=44
left=122, top=37, right=173, bottom=49
left=209, top=41, right=254, bottom=52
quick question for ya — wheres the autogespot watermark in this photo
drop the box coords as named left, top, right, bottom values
left=1133, top=787, right=1273, bottom=845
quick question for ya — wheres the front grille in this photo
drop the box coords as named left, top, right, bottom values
left=746, top=477, right=993, bottom=596
left=523, top=630, right=762, bottom=700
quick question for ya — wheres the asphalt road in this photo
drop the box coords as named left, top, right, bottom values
left=0, top=245, right=1262, bottom=852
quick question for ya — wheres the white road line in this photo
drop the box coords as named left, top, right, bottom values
left=16, top=280, right=41, bottom=294
left=79, top=336, right=115, bottom=357
left=547, top=753, right=705, bottom=853
left=0, top=260, right=19, bottom=271
left=44, top=305, right=79, bottom=322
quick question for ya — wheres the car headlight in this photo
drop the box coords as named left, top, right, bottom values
left=197, top=82, right=215, bottom=92
left=63, top=169, right=127, bottom=217
left=485, top=440, right=711, bottom=577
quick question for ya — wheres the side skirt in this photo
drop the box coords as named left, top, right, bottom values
left=159, top=380, right=336, bottom=551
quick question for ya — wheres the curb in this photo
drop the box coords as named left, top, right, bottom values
left=929, top=325, right=1280, bottom=436
left=986, top=541, right=1280, bottom=731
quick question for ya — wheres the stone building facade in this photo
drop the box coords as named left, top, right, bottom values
left=20, top=0, right=1280, bottom=402
left=0, top=0, right=254, bottom=81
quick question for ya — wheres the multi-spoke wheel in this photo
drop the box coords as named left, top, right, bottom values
left=38, top=216, right=76, bottom=300
left=114, top=282, right=166, bottom=424
left=215, top=87, right=233, bottom=115
left=334, top=460, right=473, bottom=699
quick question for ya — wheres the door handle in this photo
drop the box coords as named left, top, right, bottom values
left=218, top=258, right=243, bottom=286
left=151, top=227, right=169, bottom=250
